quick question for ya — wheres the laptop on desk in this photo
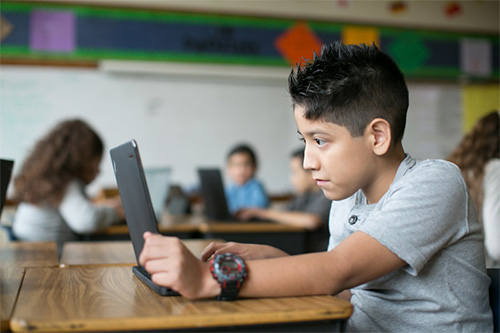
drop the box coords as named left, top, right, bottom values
left=197, top=168, right=272, bottom=223
left=197, top=168, right=232, bottom=221
left=1, top=159, right=14, bottom=216
left=110, top=139, right=179, bottom=296
left=144, top=166, right=172, bottom=220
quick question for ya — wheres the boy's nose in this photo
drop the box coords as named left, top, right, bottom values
left=303, top=147, right=319, bottom=171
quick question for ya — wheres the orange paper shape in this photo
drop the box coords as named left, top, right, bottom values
left=389, top=1, right=408, bottom=14
left=0, top=15, right=13, bottom=42
left=274, top=21, right=323, bottom=67
left=445, top=1, right=462, bottom=17
left=342, top=26, right=380, bottom=47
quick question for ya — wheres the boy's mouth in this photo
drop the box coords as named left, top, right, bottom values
left=314, top=178, right=329, bottom=186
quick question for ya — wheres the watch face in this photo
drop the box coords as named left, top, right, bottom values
left=214, top=254, right=246, bottom=280
left=220, top=259, right=241, bottom=279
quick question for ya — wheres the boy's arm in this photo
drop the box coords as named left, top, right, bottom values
left=140, top=230, right=406, bottom=299
left=238, top=231, right=406, bottom=297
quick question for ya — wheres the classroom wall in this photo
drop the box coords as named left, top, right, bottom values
left=1, top=0, right=498, bottom=197
left=1, top=65, right=465, bottom=196
left=1, top=65, right=299, bottom=195
left=19, top=0, right=500, bottom=33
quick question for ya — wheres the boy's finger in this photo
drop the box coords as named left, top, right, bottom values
left=200, top=242, right=219, bottom=261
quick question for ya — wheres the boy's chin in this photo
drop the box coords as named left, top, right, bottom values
left=321, top=189, right=351, bottom=201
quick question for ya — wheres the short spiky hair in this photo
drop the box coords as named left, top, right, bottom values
left=288, top=42, right=409, bottom=144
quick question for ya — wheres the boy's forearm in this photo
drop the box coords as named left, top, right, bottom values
left=238, top=251, right=344, bottom=298
left=195, top=251, right=340, bottom=300
left=234, top=232, right=405, bottom=299
left=196, top=232, right=405, bottom=300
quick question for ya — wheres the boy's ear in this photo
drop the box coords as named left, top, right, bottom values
left=366, top=118, right=392, bottom=156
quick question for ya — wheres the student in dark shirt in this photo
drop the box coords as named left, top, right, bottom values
left=236, top=148, right=331, bottom=252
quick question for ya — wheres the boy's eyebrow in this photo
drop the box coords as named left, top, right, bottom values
left=297, top=128, right=331, bottom=137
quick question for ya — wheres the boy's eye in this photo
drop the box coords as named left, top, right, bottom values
left=315, top=138, right=326, bottom=146
left=298, top=137, right=305, bottom=143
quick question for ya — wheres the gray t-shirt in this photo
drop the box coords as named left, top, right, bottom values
left=287, top=190, right=331, bottom=252
left=328, top=155, right=493, bottom=332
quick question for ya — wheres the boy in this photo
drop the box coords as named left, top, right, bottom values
left=139, top=42, right=492, bottom=331
left=224, top=143, right=269, bottom=214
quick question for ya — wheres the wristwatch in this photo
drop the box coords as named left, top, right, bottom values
left=210, top=253, right=247, bottom=301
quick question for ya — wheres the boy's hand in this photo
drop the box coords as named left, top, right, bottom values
left=201, top=241, right=289, bottom=262
left=139, top=232, right=219, bottom=299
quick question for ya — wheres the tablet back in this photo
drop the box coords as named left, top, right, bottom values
left=110, top=140, right=159, bottom=262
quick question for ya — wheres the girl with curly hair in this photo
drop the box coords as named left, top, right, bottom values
left=12, top=119, right=124, bottom=244
left=448, top=110, right=500, bottom=268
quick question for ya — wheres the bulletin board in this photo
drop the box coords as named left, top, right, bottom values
left=1, top=1, right=499, bottom=80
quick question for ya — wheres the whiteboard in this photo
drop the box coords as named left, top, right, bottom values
left=0, top=66, right=462, bottom=197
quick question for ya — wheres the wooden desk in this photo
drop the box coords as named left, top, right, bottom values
left=1, top=241, right=58, bottom=269
left=60, top=239, right=223, bottom=266
left=87, top=215, right=203, bottom=241
left=94, top=215, right=308, bottom=255
left=11, top=265, right=352, bottom=332
left=200, top=221, right=307, bottom=255
left=1, top=242, right=58, bottom=332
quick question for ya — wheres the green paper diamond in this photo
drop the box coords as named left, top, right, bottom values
left=389, top=32, right=429, bottom=73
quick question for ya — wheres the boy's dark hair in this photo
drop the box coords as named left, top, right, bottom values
left=227, top=144, right=258, bottom=167
left=288, top=42, right=409, bottom=144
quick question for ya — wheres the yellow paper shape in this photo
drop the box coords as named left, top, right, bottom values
left=0, top=14, right=13, bottom=41
left=342, top=26, right=379, bottom=46
left=462, top=84, right=500, bottom=133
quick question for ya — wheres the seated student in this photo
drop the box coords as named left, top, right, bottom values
left=12, top=119, right=124, bottom=244
left=138, top=42, right=492, bottom=332
left=236, top=147, right=331, bottom=252
left=448, top=110, right=500, bottom=268
left=224, top=143, right=269, bottom=214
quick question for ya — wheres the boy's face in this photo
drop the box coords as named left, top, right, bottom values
left=226, top=152, right=256, bottom=186
left=289, top=156, right=317, bottom=195
left=294, top=105, right=375, bottom=201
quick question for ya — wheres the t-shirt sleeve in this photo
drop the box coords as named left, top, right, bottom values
left=483, top=159, right=500, bottom=261
left=360, top=162, right=470, bottom=275
left=59, top=180, right=120, bottom=234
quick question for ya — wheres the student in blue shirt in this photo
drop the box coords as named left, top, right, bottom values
left=224, top=144, right=269, bottom=214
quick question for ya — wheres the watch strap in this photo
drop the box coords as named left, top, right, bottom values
left=217, top=279, right=242, bottom=301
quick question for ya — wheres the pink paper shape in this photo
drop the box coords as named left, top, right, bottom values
left=30, top=10, right=75, bottom=52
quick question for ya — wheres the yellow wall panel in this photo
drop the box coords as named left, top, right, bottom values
left=462, top=85, right=500, bottom=133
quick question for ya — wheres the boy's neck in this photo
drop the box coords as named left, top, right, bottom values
left=363, top=143, right=406, bottom=204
